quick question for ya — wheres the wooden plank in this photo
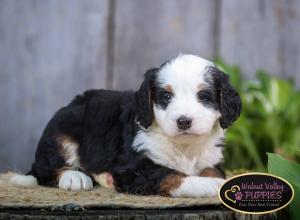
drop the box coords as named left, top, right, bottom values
left=0, top=0, right=109, bottom=172
left=219, top=0, right=283, bottom=79
left=0, top=173, right=289, bottom=219
left=219, top=0, right=300, bottom=85
left=0, top=209, right=286, bottom=220
left=280, top=0, right=300, bottom=85
left=112, top=0, right=217, bottom=90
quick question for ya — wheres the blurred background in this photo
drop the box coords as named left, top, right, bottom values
left=0, top=0, right=300, bottom=173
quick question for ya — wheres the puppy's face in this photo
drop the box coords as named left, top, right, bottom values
left=152, top=56, right=220, bottom=136
left=136, top=54, right=241, bottom=137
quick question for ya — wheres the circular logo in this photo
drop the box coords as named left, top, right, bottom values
left=218, top=173, right=294, bottom=214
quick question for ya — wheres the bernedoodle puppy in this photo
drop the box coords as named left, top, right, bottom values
left=11, top=54, right=241, bottom=197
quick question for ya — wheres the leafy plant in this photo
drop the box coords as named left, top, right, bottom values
left=215, top=59, right=300, bottom=171
left=268, top=153, right=300, bottom=220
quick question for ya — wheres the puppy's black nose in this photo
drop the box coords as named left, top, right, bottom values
left=176, top=116, right=192, bottom=130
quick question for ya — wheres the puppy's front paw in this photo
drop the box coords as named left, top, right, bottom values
left=58, top=170, right=93, bottom=191
left=171, top=176, right=225, bottom=198
left=201, top=177, right=226, bottom=197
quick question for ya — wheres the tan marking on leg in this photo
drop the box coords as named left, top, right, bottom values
left=57, top=135, right=80, bottom=168
left=199, top=167, right=224, bottom=178
left=160, top=174, right=186, bottom=196
left=55, top=166, right=72, bottom=182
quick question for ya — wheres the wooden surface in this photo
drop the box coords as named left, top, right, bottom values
left=112, top=0, right=217, bottom=90
left=219, top=0, right=300, bottom=82
left=0, top=174, right=288, bottom=220
left=220, top=0, right=282, bottom=79
left=0, top=208, right=286, bottom=220
left=0, top=0, right=300, bottom=172
left=0, top=174, right=220, bottom=209
left=0, top=0, right=109, bottom=172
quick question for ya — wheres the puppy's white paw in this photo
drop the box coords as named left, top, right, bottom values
left=197, top=178, right=225, bottom=197
left=171, top=176, right=225, bottom=198
left=58, top=170, right=93, bottom=191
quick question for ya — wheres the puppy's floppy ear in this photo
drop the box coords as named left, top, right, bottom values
left=135, top=68, right=158, bottom=129
left=211, top=67, right=242, bottom=129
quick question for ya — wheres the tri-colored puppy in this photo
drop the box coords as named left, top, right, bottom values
left=12, top=54, right=241, bottom=197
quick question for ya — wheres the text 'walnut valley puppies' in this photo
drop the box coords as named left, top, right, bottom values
left=11, top=54, right=241, bottom=197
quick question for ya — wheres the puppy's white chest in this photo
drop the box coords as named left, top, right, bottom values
left=162, top=142, right=222, bottom=175
left=133, top=127, right=224, bottom=176
left=168, top=152, right=200, bottom=175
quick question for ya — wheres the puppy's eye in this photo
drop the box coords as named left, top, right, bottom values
left=163, top=92, right=172, bottom=101
left=197, top=90, right=213, bottom=102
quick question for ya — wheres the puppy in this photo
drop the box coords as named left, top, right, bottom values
left=11, top=54, right=241, bottom=197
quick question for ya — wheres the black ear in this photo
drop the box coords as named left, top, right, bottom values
left=135, top=68, right=158, bottom=129
left=211, top=67, right=242, bottom=129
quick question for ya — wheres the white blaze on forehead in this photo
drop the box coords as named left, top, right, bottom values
left=157, top=54, right=214, bottom=89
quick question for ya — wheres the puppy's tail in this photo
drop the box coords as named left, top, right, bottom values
left=9, top=170, right=38, bottom=187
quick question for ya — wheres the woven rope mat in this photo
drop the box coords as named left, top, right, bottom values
left=0, top=173, right=221, bottom=209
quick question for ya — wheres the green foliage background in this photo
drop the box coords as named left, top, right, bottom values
left=268, top=153, right=300, bottom=219
left=216, top=59, right=300, bottom=171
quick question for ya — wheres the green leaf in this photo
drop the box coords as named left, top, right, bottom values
left=267, top=153, right=300, bottom=220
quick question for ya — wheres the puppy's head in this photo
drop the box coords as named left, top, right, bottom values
left=136, top=54, right=241, bottom=137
